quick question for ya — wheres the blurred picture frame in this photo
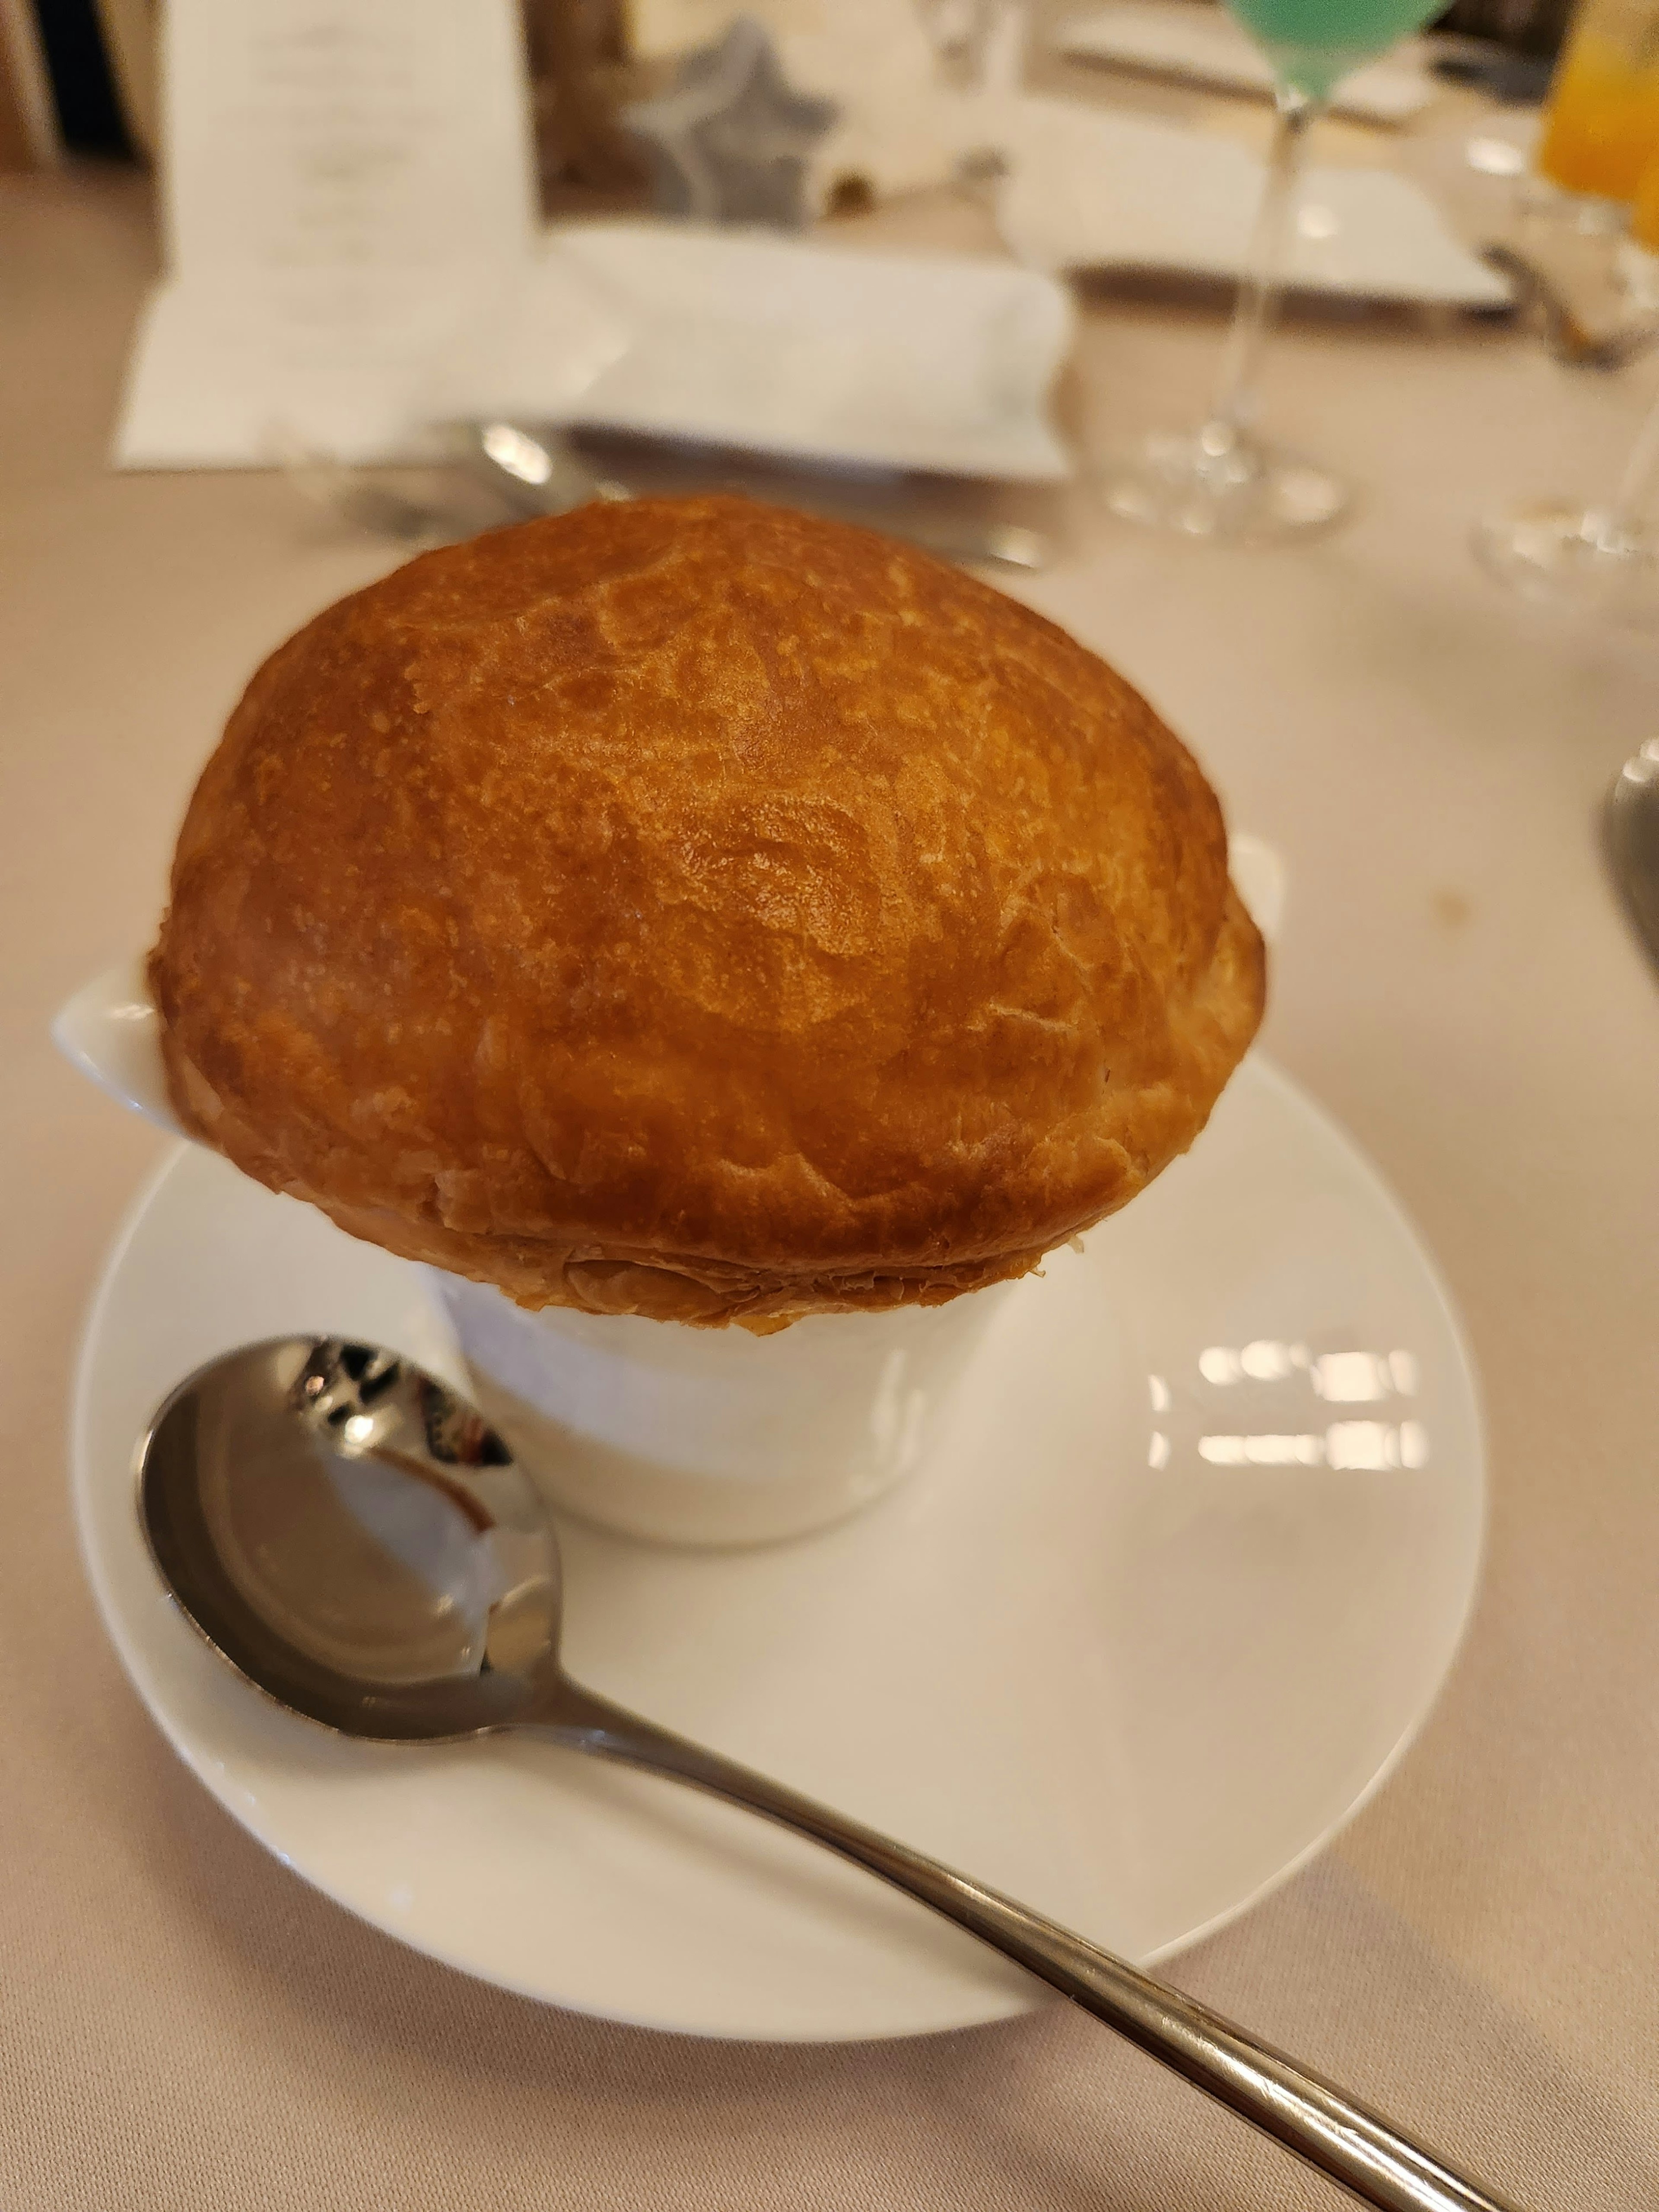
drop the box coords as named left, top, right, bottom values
left=0, top=0, right=61, bottom=167
left=95, top=0, right=157, bottom=156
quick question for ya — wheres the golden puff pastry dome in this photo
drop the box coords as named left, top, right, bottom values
left=149, top=496, right=1265, bottom=1329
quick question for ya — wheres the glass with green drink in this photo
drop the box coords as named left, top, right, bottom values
left=1102, top=0, right=1458, bottom=542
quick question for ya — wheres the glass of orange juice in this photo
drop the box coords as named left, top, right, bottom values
left=1474, top=139, right=1659, bottom=620
left=1535, top=0, right=1659, bottom=206
left=1630, top=135, right=1659, bottom=235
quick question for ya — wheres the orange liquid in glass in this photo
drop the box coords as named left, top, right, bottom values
left=1632, top=146, right=1659, bottom=241
left=1537, top=29, right=1659, bottom=200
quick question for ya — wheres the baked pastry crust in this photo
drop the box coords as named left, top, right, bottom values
left=150, top=496, right=1265, bottom=1327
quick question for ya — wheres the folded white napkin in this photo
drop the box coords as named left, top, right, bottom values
left=1057, top=2, right=1439, bottom=124
left=512, top=222, right=1075, bottom=482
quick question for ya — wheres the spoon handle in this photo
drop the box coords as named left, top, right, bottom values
left=537, top=1678, right=1521, bottom=2212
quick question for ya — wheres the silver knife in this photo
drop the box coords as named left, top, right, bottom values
left=461, top=420, right=1050, bottom=572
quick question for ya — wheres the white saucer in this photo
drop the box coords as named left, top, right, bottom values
left=72, top=1055, right=1483, bottom=2043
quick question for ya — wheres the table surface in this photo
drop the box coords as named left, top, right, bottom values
left=4, top=82, right=1659, bottom=2212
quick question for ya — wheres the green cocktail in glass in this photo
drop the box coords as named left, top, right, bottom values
left=1102, top=0, right=1450, bottom=542
left=1229, top=0, right=1451, bottom=101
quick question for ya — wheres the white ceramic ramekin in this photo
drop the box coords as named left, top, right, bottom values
left=54, top=839, right=1281, bottom=1549
left=53, top=959, right=1004, bottom=1546
left=433, top=1271, right=1005, bottom=1546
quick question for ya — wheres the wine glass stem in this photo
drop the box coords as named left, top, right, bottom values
left=1602, top=385, right=1659, bottom=546
left=1205, top=91, right=1322, bottom=448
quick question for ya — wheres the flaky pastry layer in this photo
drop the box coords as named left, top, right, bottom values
left=151, top=497, right=1265, bottom=1327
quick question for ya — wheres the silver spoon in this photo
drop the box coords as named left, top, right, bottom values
left=1604, top=737, right=1659, bottom=981
left=137, top=1336, right=1521, bottom=2212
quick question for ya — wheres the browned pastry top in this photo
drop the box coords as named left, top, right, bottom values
left=150, top=496, right=1265, bottom=1326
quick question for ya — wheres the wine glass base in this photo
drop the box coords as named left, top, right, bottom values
left=1100, top=429, right=1349, bottom=546
left=1471, top=502, right=1659, bottom=626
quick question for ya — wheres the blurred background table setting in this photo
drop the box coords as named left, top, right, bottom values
left=55, top=0, right=1659, bottom=569
left=3, top=0, right=1659, bottom=2206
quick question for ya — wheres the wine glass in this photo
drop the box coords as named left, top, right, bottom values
left=1471, top=393, right=1659, bottom=620
left=1472, top=9, right=1659, bottom=619
left=1471, top=286, right=1659, bottom=622
left=1101, top=0, right=1460, bottom=543
left=1530, top=0, right=1659, bottom=215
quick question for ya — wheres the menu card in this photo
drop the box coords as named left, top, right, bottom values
left=114, top=0, right=540, bottom=467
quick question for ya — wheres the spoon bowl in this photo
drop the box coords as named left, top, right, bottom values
left=139, top=1338, right=562, bottom=1741
left=134, top=1336, right=1519, bottom=2212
